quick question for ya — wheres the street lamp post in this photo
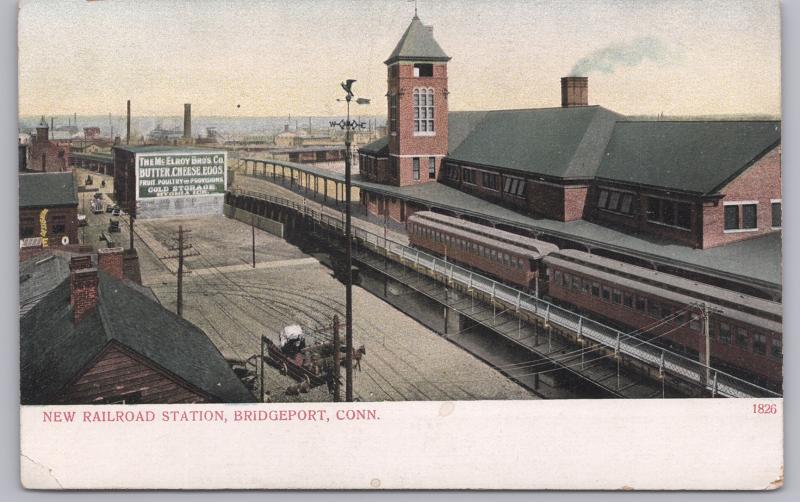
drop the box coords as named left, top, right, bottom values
left=333, top=80, right=369, bottom=402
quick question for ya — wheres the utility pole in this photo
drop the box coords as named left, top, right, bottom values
left=166, top=225, right=198, bottom=318
left=333, top=315, right=341, bottom=402
left=702, top=303, right=711, bottom=388
left=251, top=213, right=256, bottom=268
left=260, top=336, right=266, bottom=402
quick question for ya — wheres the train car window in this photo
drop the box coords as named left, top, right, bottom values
left=719, top=322, right=731, bottom=344
left=612, top=289, right=622, bottom=304
left=623, top=292, right=633, bottom=308
left=771, top=338, right=782, bottom=359
left=635, top=295, right=646, bottom=312
left=572, top=276, right=581, bottom=291
left=660, top=304, right=672, bottom=318
left=562, top=272, right=570, bottom=287
left=709, top=318, right=717, bottom=338
left=598, top=190, right=609, bottom=209
left=554, top=270, right=562, bottom=284
left=735, top=327, right=748, bottom=348
left=601, top=285, right=611, bottom=302
left=591, top=282, right=600, bottom=297
left=648, top=300, right=660, bottom=318
left=581, top=281, right=590, bottom=295
left=753, top=333, right=767, bottom=355
left=491, top=249, right=498, bottom=261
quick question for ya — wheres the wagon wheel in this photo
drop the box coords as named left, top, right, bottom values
left=281, top=362, right=288, bottom=375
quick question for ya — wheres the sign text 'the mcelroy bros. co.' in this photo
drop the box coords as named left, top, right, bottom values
left=136, top=152, right=226, bottom=199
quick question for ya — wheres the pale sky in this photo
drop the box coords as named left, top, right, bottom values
left=18, top=0, right=781, bottom=117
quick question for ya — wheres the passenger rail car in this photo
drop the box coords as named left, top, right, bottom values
left=543, top=249, right=783, bottom=391
left=406, top=211, right=558, bottom=291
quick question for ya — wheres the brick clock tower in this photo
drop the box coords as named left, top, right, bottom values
left=385, top=15, right=450, bottom=186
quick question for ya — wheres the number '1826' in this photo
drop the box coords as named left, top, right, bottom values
left=753, top=403, right=778, bottom=414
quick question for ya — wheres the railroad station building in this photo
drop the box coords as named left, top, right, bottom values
left=19, top=172, right=79, bottom=247
left=20, top=251, right=254, bottom=405
left=358, top=16, right=782, bottom=250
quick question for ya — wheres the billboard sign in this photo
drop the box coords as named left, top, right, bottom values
left=136, top=151, right=227, bottom=199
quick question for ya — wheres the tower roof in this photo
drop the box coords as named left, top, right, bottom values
left=38, top=116, right=48, bottom=128
left=385, top=16, right=450, bottom=65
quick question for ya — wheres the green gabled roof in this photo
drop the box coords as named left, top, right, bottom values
left=20, top=271, right=254, bottom=404
left=19, top=172, right=78, bottom=208
left=595, top=121, right=781, bottom=195
left=359, top=136, right=389, bottom=155
left=385, top=16, right=450, bottom=64
left=447, top=106, right=621, bottom=180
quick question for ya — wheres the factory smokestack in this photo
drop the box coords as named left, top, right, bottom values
left=126, top=100, right=131, bottom=145
left=183, top=103, right=192, bottom=139
left=561, top=77, right=588, bottom=107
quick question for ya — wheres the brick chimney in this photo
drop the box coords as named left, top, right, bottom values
left=184, top=103, right=192, bottom=139
left=69, top=255, right=93, bottom=305
left=97, top=247, right=125, bottom=280
left=71, top=267, right=99, bottom=324
left=561, top=77, right=588, bottom=107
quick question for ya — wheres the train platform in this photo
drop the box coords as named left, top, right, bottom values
left=237, top=158, right=782, bottom=298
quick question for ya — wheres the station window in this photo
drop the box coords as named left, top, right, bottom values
left=719, top=322, right=731, bottom=344
left=635, top=295, right=646, bottom=312
left=771, top=338, right=782, bottom=359
left=20, top=217, right=35, bottom=238
left=482, top=172, right=499, bottom=191
left=623, top=292, right=633, bottom=308
left=598, top=188, right=636, bottom=216
left=612, top=289, right=622, bottom=304
left=412, top=158, right=420, bottom=180
left=724, top=202, right=758, bottom=232
left=463, top=168, right=476, bottom=184
left=413, top=88, right=435, bottom=133
left=503, top=177, right=527, bottom=198
left=601, top=285, right=611, bottom=302
left=389, top=94, right=398, bottom=133
left=591, top=282, right=600, bottom=297
left=647, top=197, right=692, bottom=229
left=735, top=327, right=748, bottom=348
left=444, top=163, right=460, bottom=181
left=413, top=63, right=433, bottom=77
left=428, top=157, right=436, bottom=179
left=753, top=333, right=767, bottom=355
left=771, top=201, right=781, bottom=228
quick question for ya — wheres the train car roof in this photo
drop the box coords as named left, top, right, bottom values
left=410, top=217, right=546, bottom=260
left=548, top=249, right=782, bottom=318
left=409, top=211, right=560, bottom=255
left=544, top=254, right=782, bottom=333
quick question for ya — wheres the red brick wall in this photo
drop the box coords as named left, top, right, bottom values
left=527, top=180, right=565, bottom=220
left=98, top=247, right=125, bottom=280
left=701, top=146, right=781, bottom=249
left=19, top=206, right=79, bottom=246
left=563, top=185, right=589, bottom=221
left=29, top=136, right=70, bottom=172
left=72, top=268, right=99, bottom=324
left=388, top=62, right=449, bottom=186
left=59, top=343, right=209, bottom=404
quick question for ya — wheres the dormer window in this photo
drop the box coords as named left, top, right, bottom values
left=413, top=63, right=433, bottom=77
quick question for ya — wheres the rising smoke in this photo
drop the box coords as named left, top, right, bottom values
left=569, top=36, right=679, bottom=77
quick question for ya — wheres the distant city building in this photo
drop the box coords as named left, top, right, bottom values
left=358, top=15, right=782, bottom=250
left=83, top=127, right=102, bottom=140
left=19, top=172, right=78, bottom=246
left=20, top=251, right=254, bottom=405
left=28, top=117, right=70, bottom=172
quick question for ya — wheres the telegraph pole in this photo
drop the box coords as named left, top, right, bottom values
left=166, top=225, right=198, bottom=318
left=252, top=213, right=256, bottom=268
left=333, top=315, right=341, bottom=402
left=703, top=303, right=711, bottom=387
left=260, top=336, right=266, bottom=402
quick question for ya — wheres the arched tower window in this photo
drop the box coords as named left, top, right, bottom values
left=413, top=88, right=435, bottom=134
